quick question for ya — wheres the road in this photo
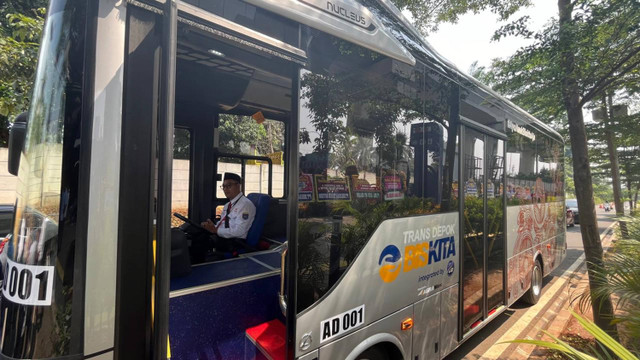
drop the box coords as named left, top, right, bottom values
left=444, top=208, right=616, bottom=360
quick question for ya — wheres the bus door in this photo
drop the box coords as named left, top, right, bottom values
left=461, top=127, right=506, bottom=336
left=168, top=22, right=302, bottom=360
left=118, top=2, right=304, bottom=359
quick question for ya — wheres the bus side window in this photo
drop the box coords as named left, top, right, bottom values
left=296, top=37, right=460, bottom=313
left=535, top=134, right=563, bottom=203
left=173, top=128, right=191, bottom=223
left=506, top=122, right=536, bottom=205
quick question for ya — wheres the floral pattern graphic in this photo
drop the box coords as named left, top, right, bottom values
left=507, top=177, right=565, bottom=304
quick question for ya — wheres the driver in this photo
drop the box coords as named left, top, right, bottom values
left=201, top=173, right=256, bottom=254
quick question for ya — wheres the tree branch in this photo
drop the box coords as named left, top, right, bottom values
left=426, top=0, right=448, bottom=18
left=588, top=28, right=640, bottom=79
left=580, top=46, right=640, bottom=106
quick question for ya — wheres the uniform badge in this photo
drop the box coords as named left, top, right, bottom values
left=242, top=212, right=249, bottom=220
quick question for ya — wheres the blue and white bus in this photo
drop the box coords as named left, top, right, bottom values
left=1, top=0, right=566, bottom=359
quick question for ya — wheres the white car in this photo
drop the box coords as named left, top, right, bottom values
left=566, top=199, right=579, bottom=224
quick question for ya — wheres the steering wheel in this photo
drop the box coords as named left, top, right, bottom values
left=173, top=213, right=212, bottom=233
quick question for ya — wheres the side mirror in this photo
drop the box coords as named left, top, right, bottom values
left=8, top=112, right=28, bottom=176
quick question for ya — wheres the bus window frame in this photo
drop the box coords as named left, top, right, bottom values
left=460, top=115, right=508, bottom=141
left=213, top=115, right=289, bottom=201
left=213, top=152, right=274, bottom=199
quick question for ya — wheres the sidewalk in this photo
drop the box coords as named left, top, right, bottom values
left=526, top=261, right=590, bottom=359
left=490, top=223, right=617, bottom=360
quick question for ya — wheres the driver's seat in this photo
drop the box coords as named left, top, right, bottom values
left=217, top=193, right=271, bottom=259
left=245, top=193, right=271, bottom=249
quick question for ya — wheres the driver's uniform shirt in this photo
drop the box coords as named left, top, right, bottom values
left=216, top=193, right=256, bottom=240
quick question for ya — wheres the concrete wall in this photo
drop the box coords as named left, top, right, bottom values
left=215, top=161, right=285, bottom=199
left=0, top=145, right=63, bottom=212
left=0, top=148, right=17, bottom=204
left=171, top=159, right=190, bottom=209
left=170, top=160, right=285, bottom=211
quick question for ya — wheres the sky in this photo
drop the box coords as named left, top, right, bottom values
left=424, top=0, right=558, bottom=75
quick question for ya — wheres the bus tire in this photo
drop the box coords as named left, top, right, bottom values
left=355, top=345, right=389, bottom=360
left=523, top=259, right=543, bottom=305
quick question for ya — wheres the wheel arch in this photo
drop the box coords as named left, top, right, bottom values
left=345, top=333, right=405, bottom=360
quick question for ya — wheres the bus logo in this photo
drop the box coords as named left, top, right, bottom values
left=300, top=0, right=373, bottom=29
left=378, top=245, right=402, bottom=283
left=378, top=236, right=456, bottom=283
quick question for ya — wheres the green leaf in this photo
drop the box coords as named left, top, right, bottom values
left=570, top=310, right=638, bottom=360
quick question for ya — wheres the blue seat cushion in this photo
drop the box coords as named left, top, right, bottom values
left=245, top=193, right=271, bottom=247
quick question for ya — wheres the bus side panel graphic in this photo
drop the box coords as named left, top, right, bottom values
left=506, top=201, right=566, bottom=305
left=296, top=212, right=459, bottom=357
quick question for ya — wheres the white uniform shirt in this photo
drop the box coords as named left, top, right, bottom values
left=217, top=193, right=256, bottom=239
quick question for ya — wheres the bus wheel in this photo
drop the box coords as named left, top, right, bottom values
left=523, top=259, right=543, bottom=305
left=356, top=345, right=389, bottom=360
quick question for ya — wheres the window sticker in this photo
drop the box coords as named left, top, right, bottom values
left=2, top=258, right=54, bottom=306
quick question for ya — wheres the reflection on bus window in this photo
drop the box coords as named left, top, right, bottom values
left=506, top=122, right=537, bottom=205
left=487, top=138, right=505, bottom=314
left=536, top=135, right=564, bottom=202
left=506, top=123, right=564, bottom=206
left=462, top=128, right=484, bottom=332
left=216, top=114, right=285, bottom=198
left=296, top=34, right=459, bottom=313
left=460, top=89, right=506, bottom=132
left=172, top=128, right=191, bottom=225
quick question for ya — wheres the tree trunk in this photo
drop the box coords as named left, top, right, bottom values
left=627, top=177, right=633, bottom=210
left=603, top=94, right=623, bottom=216
left=557, top=0, right=617, bottom=336
left=624, top=157, right=633, bottom=211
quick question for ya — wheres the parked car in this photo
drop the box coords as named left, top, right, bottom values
left=566, top=199, right=579, bottom=224
left=566, top=209, right=575, bottom=227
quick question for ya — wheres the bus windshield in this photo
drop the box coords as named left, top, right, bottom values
left=2, top=0, right=87, bottom=357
